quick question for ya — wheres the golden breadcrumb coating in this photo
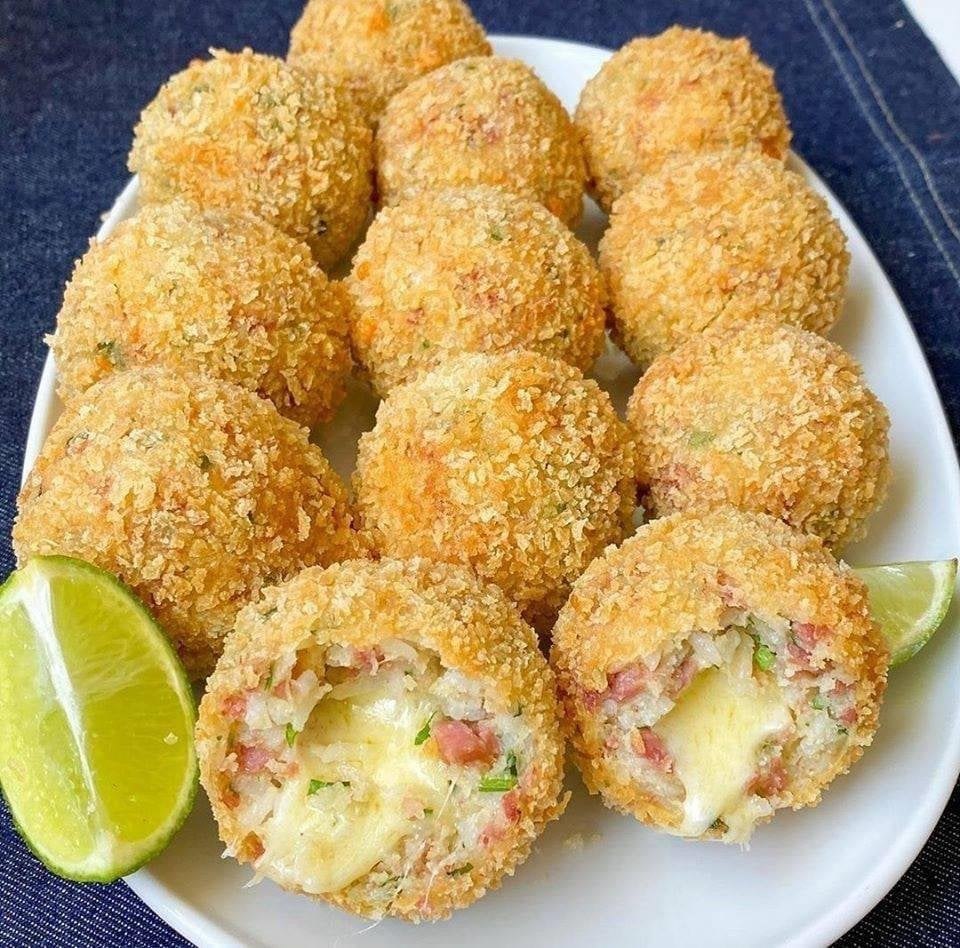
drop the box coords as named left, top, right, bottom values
left=198, top=557, right=567, bottom=921
left=575, top=27, right=791, bottom=212
left=347, top=186, right=606, bottom=395
left=627, top=320, right=890, bottom=548
left=600, top=151, right=849, bottom=367
left=50, top=200, right=352, bottom=427
left=129, top=48, right=373, bottom=270
left=353, top=350, right=637, bottom=627
left=289, top=0, right=491, bottom=123
left=14, top=369, right=359, bottom=679
left=551, top=507, right=888, bottom=828
left=376, top=57, right=587, bottom=226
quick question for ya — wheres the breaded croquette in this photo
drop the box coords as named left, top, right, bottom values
left=50, top=200, right=352, bottom=427
left=600, top=151, right=849, bottom=367
left=551, top=507, right=887, bottom=843
left=129, top=49, right=373, bottom=270
left=353, top=350, right=637, bottom=627
left=347, top=186, right=606, bottom=395
left=289, top=0, right=491, bottom=123
left=626, top=320, right=890, bottom=548
left=575, top=27, right=791, bottom=212
left=197, top=557, right=567, bottom=921
left=376, top=57, right=587, bottom=226
left=14, top=369, right=359, bottom=679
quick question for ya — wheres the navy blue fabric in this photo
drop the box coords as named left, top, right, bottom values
left=2, top=0, right=959, bottom=943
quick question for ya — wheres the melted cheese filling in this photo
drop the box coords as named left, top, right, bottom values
left=258, top=682, right=450, bottom=894
left=654, top=666, right=792, bottom=837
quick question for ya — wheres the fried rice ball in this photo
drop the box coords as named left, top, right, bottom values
left=14, top=369, right=358, bottom=679
left=347, top=186, right=607, bottom=395
left=129, top=48, right=373, bottom=270
left=288, top=0, right=491, bottom=123
left=574, top=27, right=791, bottom=212
left=626, top=320, right=890, bottom=548
left=197, top=557, right=567, bottom=921
left=376, top=57, right=587, bottom=226
left=50, top=201, right=352, bottom=427
left=551, top=507, right=888, bottom=844
left=599, top=151, right=849, bottom=368
left=353, top=350, right=637, bottom=627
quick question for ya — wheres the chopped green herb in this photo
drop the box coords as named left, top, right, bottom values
left=263, top=662, right=276, bottom=689
left=307, top=779, right=350, bottom=794
left=285, top=723, right=299, bottom=747
left=421, top=339, right=431, bottom=350
left=480, top=749, right=520, bottom=791
left=447, top=863, right=473, bottom=876
left=260, top=607, right=278, bottom=622
left=710, top=818, right=728, bottom=832
left=513, top=704, right=523, bottom=717
left=754, top=642, right=776, bottom=671
left=423, top=808, right=434, bottom=816
left=688, top=429, right=715, bottom=448
left=554, top=501, right=568, bottom=514
left=811, top=694, right=827, bottom=711
left=96, top=340, right=124, bottom=367
left=198, top=453, right=212, bottom=472
left=414, top=711, right=437, bottom=746
left=489, top=225, right=504, bottom=241
left=837, top=725, right=849, bottom=736
left=479, top=773, right=518, bottom=792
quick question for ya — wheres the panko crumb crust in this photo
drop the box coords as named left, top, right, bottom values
left=376, top=56, right=587, bottom=226
left=353, top=350, right=637, bottom=627
left=627, top=320, right=890, bottom=548
left=129, top=48, right=373, bottom=271
left=347, top=186, right=607, bottom=395
left=551, top=507, right=888, bottom=825
left=198, top=557, right=567, bottom=921
left=14, top=369, right=359, bottom=680
left=289, top=0, right=491, bottom=123
left=600, top=151, right=849, bottom=368
left=50, top=200, right=353, bottom=427
left=575, top=26, right=791, bottom=212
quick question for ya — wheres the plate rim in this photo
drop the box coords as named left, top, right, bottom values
left=20, top=32, right=960, bottom=948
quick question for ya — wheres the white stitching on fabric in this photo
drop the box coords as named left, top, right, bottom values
left=820, top=0, right=960, bottom=248
left=802, top=0, right=960, bottom=288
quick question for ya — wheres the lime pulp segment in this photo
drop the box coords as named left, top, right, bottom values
left=854, top=559, right=958, bottom=666
left=0, top=556, right=197, bottom=881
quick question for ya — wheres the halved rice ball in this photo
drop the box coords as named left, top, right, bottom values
left=197, top=557, right=567, bottom=920
left=551, top=508, right=887, bottom=844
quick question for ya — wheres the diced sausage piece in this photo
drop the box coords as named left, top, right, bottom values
left=607, top=663, right=646, bottom=702
left=631, top=727, right=673, bottom=772
left=433, top=719, right=501, bottom=766
left=236, top=744, right=272, bottom=774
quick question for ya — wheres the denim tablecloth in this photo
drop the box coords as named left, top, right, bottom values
left=2, top=0, right=960, bottom=944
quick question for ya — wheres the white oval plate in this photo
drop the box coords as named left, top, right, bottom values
left=22, top=34, right=960, bottom=948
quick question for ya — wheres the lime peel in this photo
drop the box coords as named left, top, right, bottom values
left=854, top=559, right=958, bottom=666
left=0, top=556, right=197, bottom=882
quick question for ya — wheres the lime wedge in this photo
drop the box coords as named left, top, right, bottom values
left=855, top=559, right=958, bottom=666
left=0, top=556, right=197, bottom=881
